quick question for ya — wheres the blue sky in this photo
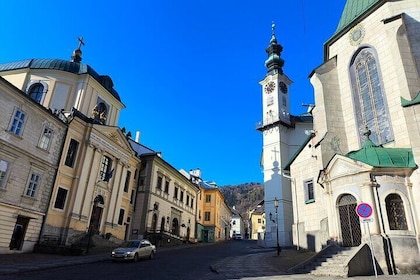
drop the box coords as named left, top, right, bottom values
left=0, top=0, right=346, bottom=186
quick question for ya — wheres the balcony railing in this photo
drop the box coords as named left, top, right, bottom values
left=256, top=111, right=291, bottom=130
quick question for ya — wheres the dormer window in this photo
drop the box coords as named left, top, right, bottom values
left=27, top=82, right=48, bottom=104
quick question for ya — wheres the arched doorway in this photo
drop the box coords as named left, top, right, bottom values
left=337, top=194, right=361, bottom=247
left=90, top=196, right=104, bottom=233
left=172, top=218, right=179, bottom=235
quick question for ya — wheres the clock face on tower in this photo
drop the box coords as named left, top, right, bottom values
left=264, top=81, right=275, bottom=94
left=279, top=81, right=288, bottom=93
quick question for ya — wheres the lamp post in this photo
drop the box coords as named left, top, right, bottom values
left=273, top=197, right=281, bottom=255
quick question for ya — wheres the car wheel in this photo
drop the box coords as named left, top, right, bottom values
left=149, top=251, right=154, bottom=260
left=133, top=253, right=139, bottom=262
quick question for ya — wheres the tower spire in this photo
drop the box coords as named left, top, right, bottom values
left=70, top=36, right=85, bottom=63
left=265, top=22, right=284, bottom=75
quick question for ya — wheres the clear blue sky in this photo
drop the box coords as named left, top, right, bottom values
left=0, top=0, right=346, bottom=186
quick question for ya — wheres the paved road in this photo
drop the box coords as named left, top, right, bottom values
left=1, top=240, right=419, bottom=280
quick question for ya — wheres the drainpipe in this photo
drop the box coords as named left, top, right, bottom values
left=406, top=181, right=420, bottom=255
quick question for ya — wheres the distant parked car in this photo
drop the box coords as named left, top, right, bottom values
left=111, top=239, right=156, bottom=262
left=232, top=233, right=243, bottom=240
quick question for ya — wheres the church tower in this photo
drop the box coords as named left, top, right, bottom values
left=257, top=23, right=312, bottom=248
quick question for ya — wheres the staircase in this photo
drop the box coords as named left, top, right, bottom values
left=290, top=245, right=359, bottom=277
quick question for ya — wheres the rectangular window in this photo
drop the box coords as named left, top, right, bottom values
left=164, top=180, right=169, bottom=193
left=156, top=175, right=163, bottom=190
left=304, top=179, right=315, bottom=204
left=204, top=212, right=210, bottom=221
left=64, top=139, right=79, bottom=167
left=130, top=189, right=135, bottom=204
left=118, top=209, right=125, bottom=225
left=0, top=159, right=10, bottom=189
left=258, top=218, right=262, bottom=224
left=191, top=198, right=194, bottom=208
left=124, top=171, right=131, bottom=192
left=180, top=190, right=184, bottom=202
left=54, top=187, right=68, bottom=209
left=186, top=195, right=190, bottom=206
left=99, top=155, right=113, bottom=181
left=9, top=109, right=26, bottom=136
left=205, top=194, right=211, bottom=203
left=174, top=186, right=178, bottom=199
left=39, top=127, right=53, bottom=150
left=26, top=172, right=41, bottom=197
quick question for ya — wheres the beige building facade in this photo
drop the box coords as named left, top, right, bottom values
left=0, top=46, right=140, bottom=247
left=0, top=77, right=67, bottom=253
left=130, top=141, right=199, bottom=246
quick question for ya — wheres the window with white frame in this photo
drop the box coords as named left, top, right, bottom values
left=174, top=185, right=179, bottom=199
left=156, top=175, right=163, bottom=190
left=9, top=109, right=26, bottom=136
left=204, top=211, right=210, bottom=221
left=0, top=159, right=10, bottom=189
left=25, top=172, right=41, bottom=197
left=304, top=179, right=315, bottom=204
left=99, top=155, right=113, bottom=181
left=39, top=126, right=53, bottom=150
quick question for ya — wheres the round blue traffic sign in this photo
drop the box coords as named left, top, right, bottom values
left=356, top=203, right=373, bottom=218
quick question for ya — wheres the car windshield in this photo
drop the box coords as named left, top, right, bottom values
left=121, top=240, right=140, bottom=248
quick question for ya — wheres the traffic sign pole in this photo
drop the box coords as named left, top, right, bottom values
left=357, top=202, right=377, bottom=278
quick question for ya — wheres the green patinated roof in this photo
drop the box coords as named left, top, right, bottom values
left=401, top=91, right=420, bottom=107
left=0, top=59, right=122, bottom=102
left=346, top=139, right=416, bottom=168
left=334, top=0, right=382, bottom=35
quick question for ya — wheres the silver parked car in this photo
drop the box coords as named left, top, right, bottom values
left=111, top=239, right=156, bottom=262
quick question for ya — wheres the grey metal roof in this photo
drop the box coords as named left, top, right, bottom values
left=0, top=58, right=121, bottom=102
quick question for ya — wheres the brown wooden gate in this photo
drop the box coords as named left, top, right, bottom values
left=337, top=194, right=361, bottom=247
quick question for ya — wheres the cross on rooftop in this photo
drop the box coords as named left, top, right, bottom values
left=77, top=36, right=85, bottom=49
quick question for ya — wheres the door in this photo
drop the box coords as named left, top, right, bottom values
left=9, top=216, right=29, bottom=250
left=337, top=194, right=361, bottom=247
left=203, top=230, right=209, bottom=242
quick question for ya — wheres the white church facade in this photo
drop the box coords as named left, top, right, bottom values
left=257, top=24, right=313, bottom=249
left=285, top=0, right=420, bottom=274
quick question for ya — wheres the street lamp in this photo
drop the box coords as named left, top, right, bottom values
left=273, top=197, right=281, bottom=255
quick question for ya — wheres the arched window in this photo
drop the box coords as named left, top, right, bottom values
left=28, top=83, right=45, bottom=103
left=350, top=47, right=393, bottom=145
left=386, top=194, right=408, bottom=230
